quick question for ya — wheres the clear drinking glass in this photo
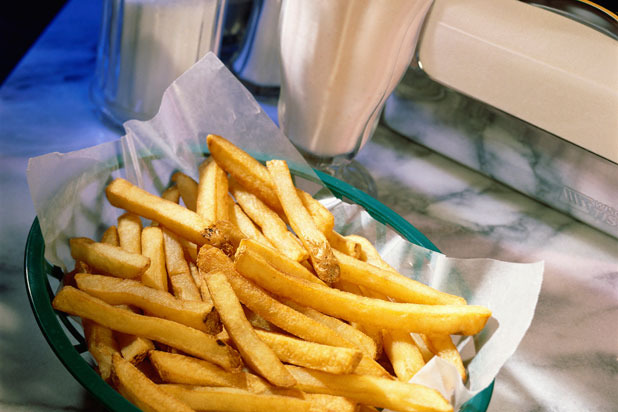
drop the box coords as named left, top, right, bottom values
left=277, top=0, right=434, bottom=195
left=91, top=0, right=227, bottom=128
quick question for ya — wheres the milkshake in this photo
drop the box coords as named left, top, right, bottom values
left=278, top=0, right=434, bottom=159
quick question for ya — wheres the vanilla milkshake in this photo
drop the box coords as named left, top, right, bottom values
left=278, top=0, right=433, bottom=159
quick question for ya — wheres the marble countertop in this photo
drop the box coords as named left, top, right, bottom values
left=1, top=0, right=616, bottom=411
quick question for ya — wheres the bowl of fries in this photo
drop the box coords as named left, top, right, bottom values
left=25, top=133, right=495, bottom=412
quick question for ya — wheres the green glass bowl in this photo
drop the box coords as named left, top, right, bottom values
left=24, top=168, right=493, bottom=411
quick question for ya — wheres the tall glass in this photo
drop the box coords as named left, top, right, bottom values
left=91, top=0, right=226, bottom=128
left=278, top=0, right=434, bottom=194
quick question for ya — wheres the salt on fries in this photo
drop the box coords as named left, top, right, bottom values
left=50, top=134, right=492, bottom=412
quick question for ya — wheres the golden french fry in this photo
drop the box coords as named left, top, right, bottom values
left=83, top=319, right=119, bottom=382
left=206, top=272, right=296, bottom=387
left=188, top=261, right=202, bottom=290
left=303, top=393, right=357, bottom=412
left=116, top=331, right=155, bottom=364
left=286, top=365, right=453, bottom=412
left=295, top=189, right=335, bottom=235
left=111, top=353, right=195, bottom=412
left=411, top=333, right=436, bottom=363
left=237, top=239, right=325, bottom=285
left=345, top=234, right=394, bottom=270
left=101, top=225, right=119, bottom=246
left=354, top=355, right=393, bottom=379
left=178, top=237, right=198, bottom=263
left=228, top=196, right=275, bottom=248
left=424, top=335, right=467, bottom=381
left=162, top=228, right=201, bottom=301
left=161, top=185, right=181, bottom=203
left=141, top=226, right=168, bottom=292
left=235, top=250, right=491, bottom=336
left=202, top=220, right=247, bottom=257
left=382, top=329, right=425, bottom=382
left=335, top=279, right=384, bottom=357
left=230, top=178, right=308, bottom=262
left=106, top=178, right=210, bottom=245
left=328, top=231, right=362, bottom=259
left=282, top=299, right=377, bottom=360
left=52, top=286, right=241, bottom=371
left=333, top=250, right=467, bottom=305
left=149, top=350, right=269, bottom=393
left=196, top=159, right=229, bottom=222
left=254, top=329, right=363, bottom=375
left=171, top=171, right=198, bottom=211
left=75, top=274, right=219, bottom=334
left=267, top=159, right=340, bottom=284
left=207, top=134, right=282, bottom=212
left=196, top=247, right=361, bottom=351
left=159, top=384, right=311, bottom=412
left=117, top=212, right=142, bottom=254
left=69, top=237, right=150, bottom=278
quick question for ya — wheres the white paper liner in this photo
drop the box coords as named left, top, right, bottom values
left=27, top=53, right=543, bottom=410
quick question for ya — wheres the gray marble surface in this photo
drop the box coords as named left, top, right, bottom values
left=1, top=0, right=617, bottom=411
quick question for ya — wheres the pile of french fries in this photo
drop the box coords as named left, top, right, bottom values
left=52, top=134, right=492, bottom=412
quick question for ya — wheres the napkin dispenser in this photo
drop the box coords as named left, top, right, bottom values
left=383, top=0, right=618, bottom=238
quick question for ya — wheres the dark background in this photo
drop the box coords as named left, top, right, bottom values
left=1, top=0, right=616, bottom=85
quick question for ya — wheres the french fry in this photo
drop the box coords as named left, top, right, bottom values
left=328, top=230, right=362, bottom=259
left=75, top=274, right=219, bottom=334
left=254, top=329, right=363, bottom=374
left=333, top=249, right=467, bottom=305
left=235, top=250, right=491, bottom=335
left=303, top=393, right=357, bottom=412
left=178, top=237, right=198, bottom=263
left=82, top=319, right=119, bottom=382
left=286, top=365, right=453, bottom=412
left=282, top=299, right=377, bottom=359
left=159, top=384, right=311, bottom=412
left=382, top=329, right=426, bottom=382
left=52, top=286, right=241, bottom=371
left=354, top=355, right=393, bottom=379
left=267, top=159, right=340, bottom=284
left=188, top=261, right=202, bottom=290
left=117, top=212, right=142, bottom=254
left=149, top=350, right=269, bottom=393
left=85, top=225, right=121, bottom=380
left=106, top=178, right=210, bottom=245
left=141, top=226, right=168, bottom=291
left=162, top=228, right=201, bottom=301
left=228, top=196, right=275, bottom=248
left=171, top=171, right=198, bottom=211
left=206, top=272, right=296, bottom=387
left=335, top=279, right=384, bottom=357
left=116, top=214, right=156, bottom=360
left=207, top=134, right=282, bottom=212
left=237, top=239, right=325, bottom=285
left=295, top=189, right=335, bottom=235
left=111, top=353, right=195, bottom=412
left=161, top=185, right=181, bottom=203
left=115, top=327, right=155, bottom=364
left=196, top=159, right=229, bottom=222
left=69, top=237, right=150, bottom=278
left=230, top=178, right=308, bottom=262
left=202, top=220, right=247, bottom=257
left=424, top=334, right=467, bottom=381
left=345, top=234, right=393, bottom=270
left=412, top=333, right=436, bottom=363
left=101, top=225, right=119, bottom=246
